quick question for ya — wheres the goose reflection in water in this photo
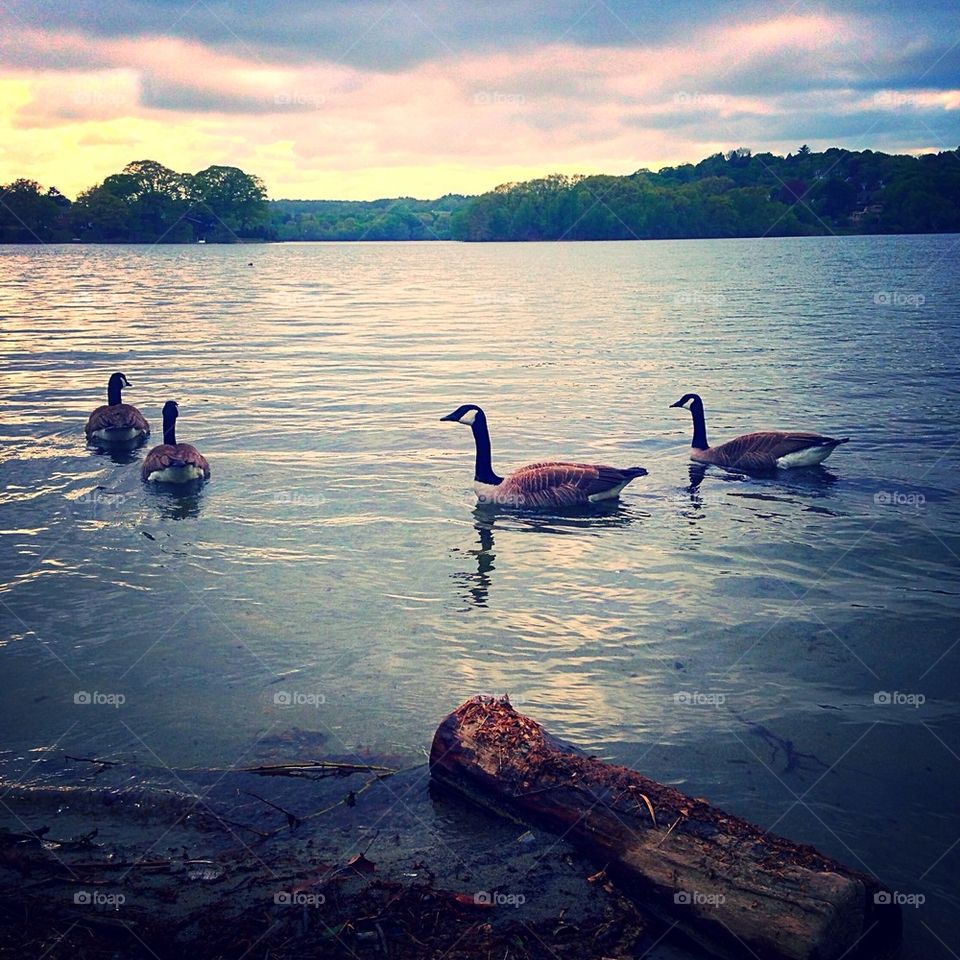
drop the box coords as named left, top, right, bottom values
left=451, top=502, right=640, bottom=607
left=152, top=488, right=203, bottom=521
left=676, top=462, right=709, bottom=523
left=90, top=441, right=147, bottom=467
left=686, top=462, right=709, bottom=495
left=680, top=461, right=841, bottom=525
left=451, top=520, right=496, bottom=607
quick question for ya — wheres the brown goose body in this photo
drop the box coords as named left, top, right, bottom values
left=86, top=402, right=150, bottom=440
left=85, top=373, right=150, bottom=443
left=440, top=405, right=647, bottom=509
left=141, top=443, right=210, bottom=482
left=693, top=430, right=847, bottom=470
left=142, top=401, right=210, bottom=483
left=672, top=393, right=848, bottom=471
left=492, top=461, right=646, bottom=508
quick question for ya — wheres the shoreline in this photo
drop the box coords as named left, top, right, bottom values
left=0, top=749, right=659, bottom=959
left=2, top=229, right=959, bottom=247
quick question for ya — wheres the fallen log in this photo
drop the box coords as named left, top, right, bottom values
left=430, top=695, right=901, bottom=960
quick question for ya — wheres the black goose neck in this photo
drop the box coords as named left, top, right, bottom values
left=162, top=413, right=177, bottom=446
left=690, top=396, right=709, bottom=450
left=107, top=380, right=123, bottom=406
left=471, top=412, right=502, bottom=485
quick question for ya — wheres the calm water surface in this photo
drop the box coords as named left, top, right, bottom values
left=1, top=238, right=958, bottom=955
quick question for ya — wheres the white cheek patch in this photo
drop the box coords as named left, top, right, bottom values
left=460, top=410, right=477, bottom=425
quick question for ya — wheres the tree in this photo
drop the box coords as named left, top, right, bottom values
left=450, top=146, right=960, bottom=240
left=122, top=160, right=191, bottom=200
left=72, top=186, right=132, bottom=241
left=0, top=179, right=68, bottom=242
left=66, top=160, right=272, bottom=242
left=192, top=165, right=268, bottom=239
left=92, top=161, right=192, bottom=240
left=777, top=179, right=808, bottom=205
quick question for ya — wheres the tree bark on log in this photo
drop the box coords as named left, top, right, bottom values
left=430, top=695, right=900, bottom=960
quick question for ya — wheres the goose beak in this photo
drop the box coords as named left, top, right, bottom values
left=439, top=412, right=459, bottom=422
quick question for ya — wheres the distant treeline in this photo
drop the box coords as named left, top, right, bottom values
left=450, top=146, right=960, bottom=240
left=269, top=196, right=469, bottom=240
left=0, top=160, right=270, bottom=243
left=3, top=147, right=958, bottom=244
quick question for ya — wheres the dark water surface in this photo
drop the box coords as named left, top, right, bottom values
left=1, top=237, right=958, bottom=955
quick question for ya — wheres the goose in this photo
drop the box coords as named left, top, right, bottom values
left=85, top=372, right=150, bottom=444
left=441, top=404, right=647, bottom=507
left=670, top=393, right=848, bottom=470
left=141, top=401, right=210, bottom=483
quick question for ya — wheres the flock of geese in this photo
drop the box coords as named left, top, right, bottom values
left=86, top=372, right=848, bottom=506
left=85, top=373, right=209, bottom=483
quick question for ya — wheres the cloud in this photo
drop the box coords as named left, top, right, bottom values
left=0, top=0, right=784, bottom=69
left=6, top=0, right=960, bottom=74
left=0, top=3, right=958, bottom=199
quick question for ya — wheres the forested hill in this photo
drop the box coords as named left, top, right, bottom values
left=2, top=147, right=958, bottom=243
left=0, top=160, right=271, bottom=243
left=269, top=196, right=469, bottom=240
left=450, top=147, right=960, bottom=241
left=0, top=163, right=467, bottom=242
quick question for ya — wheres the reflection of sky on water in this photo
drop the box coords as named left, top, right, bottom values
left=0, top=238, right=958, bottom=955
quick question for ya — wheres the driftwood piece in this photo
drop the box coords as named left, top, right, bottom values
left=430, top=695, right=901, bottom=960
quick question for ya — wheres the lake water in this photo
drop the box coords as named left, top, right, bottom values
left=1, top=237, right=958, bottom=955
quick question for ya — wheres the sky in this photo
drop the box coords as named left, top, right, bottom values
left=1, top=0, right=958, bottom=200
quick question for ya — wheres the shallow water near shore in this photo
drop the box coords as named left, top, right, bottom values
left=1, top=237, right=958, bottom=955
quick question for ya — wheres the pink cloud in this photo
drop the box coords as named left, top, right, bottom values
left=1, top=10, right=954, bottom=199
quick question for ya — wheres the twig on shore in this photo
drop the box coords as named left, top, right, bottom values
left=0, top=827, right=100, bottom=851
left=238, top=760, right=397, bottom=778
left=241, top=790, right=302, bottom=830
left=258, top=774, right=391, bottom=841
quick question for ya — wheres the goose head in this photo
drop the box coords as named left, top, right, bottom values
left=107, top=371, right=131, bottom=404
left=671, top=393, right=709, bottom=450
left=162, top=399, right=180, bottom=422
left=669, top=393, right=702, bottom=410
left=440, top=404, right=484, bottom=427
